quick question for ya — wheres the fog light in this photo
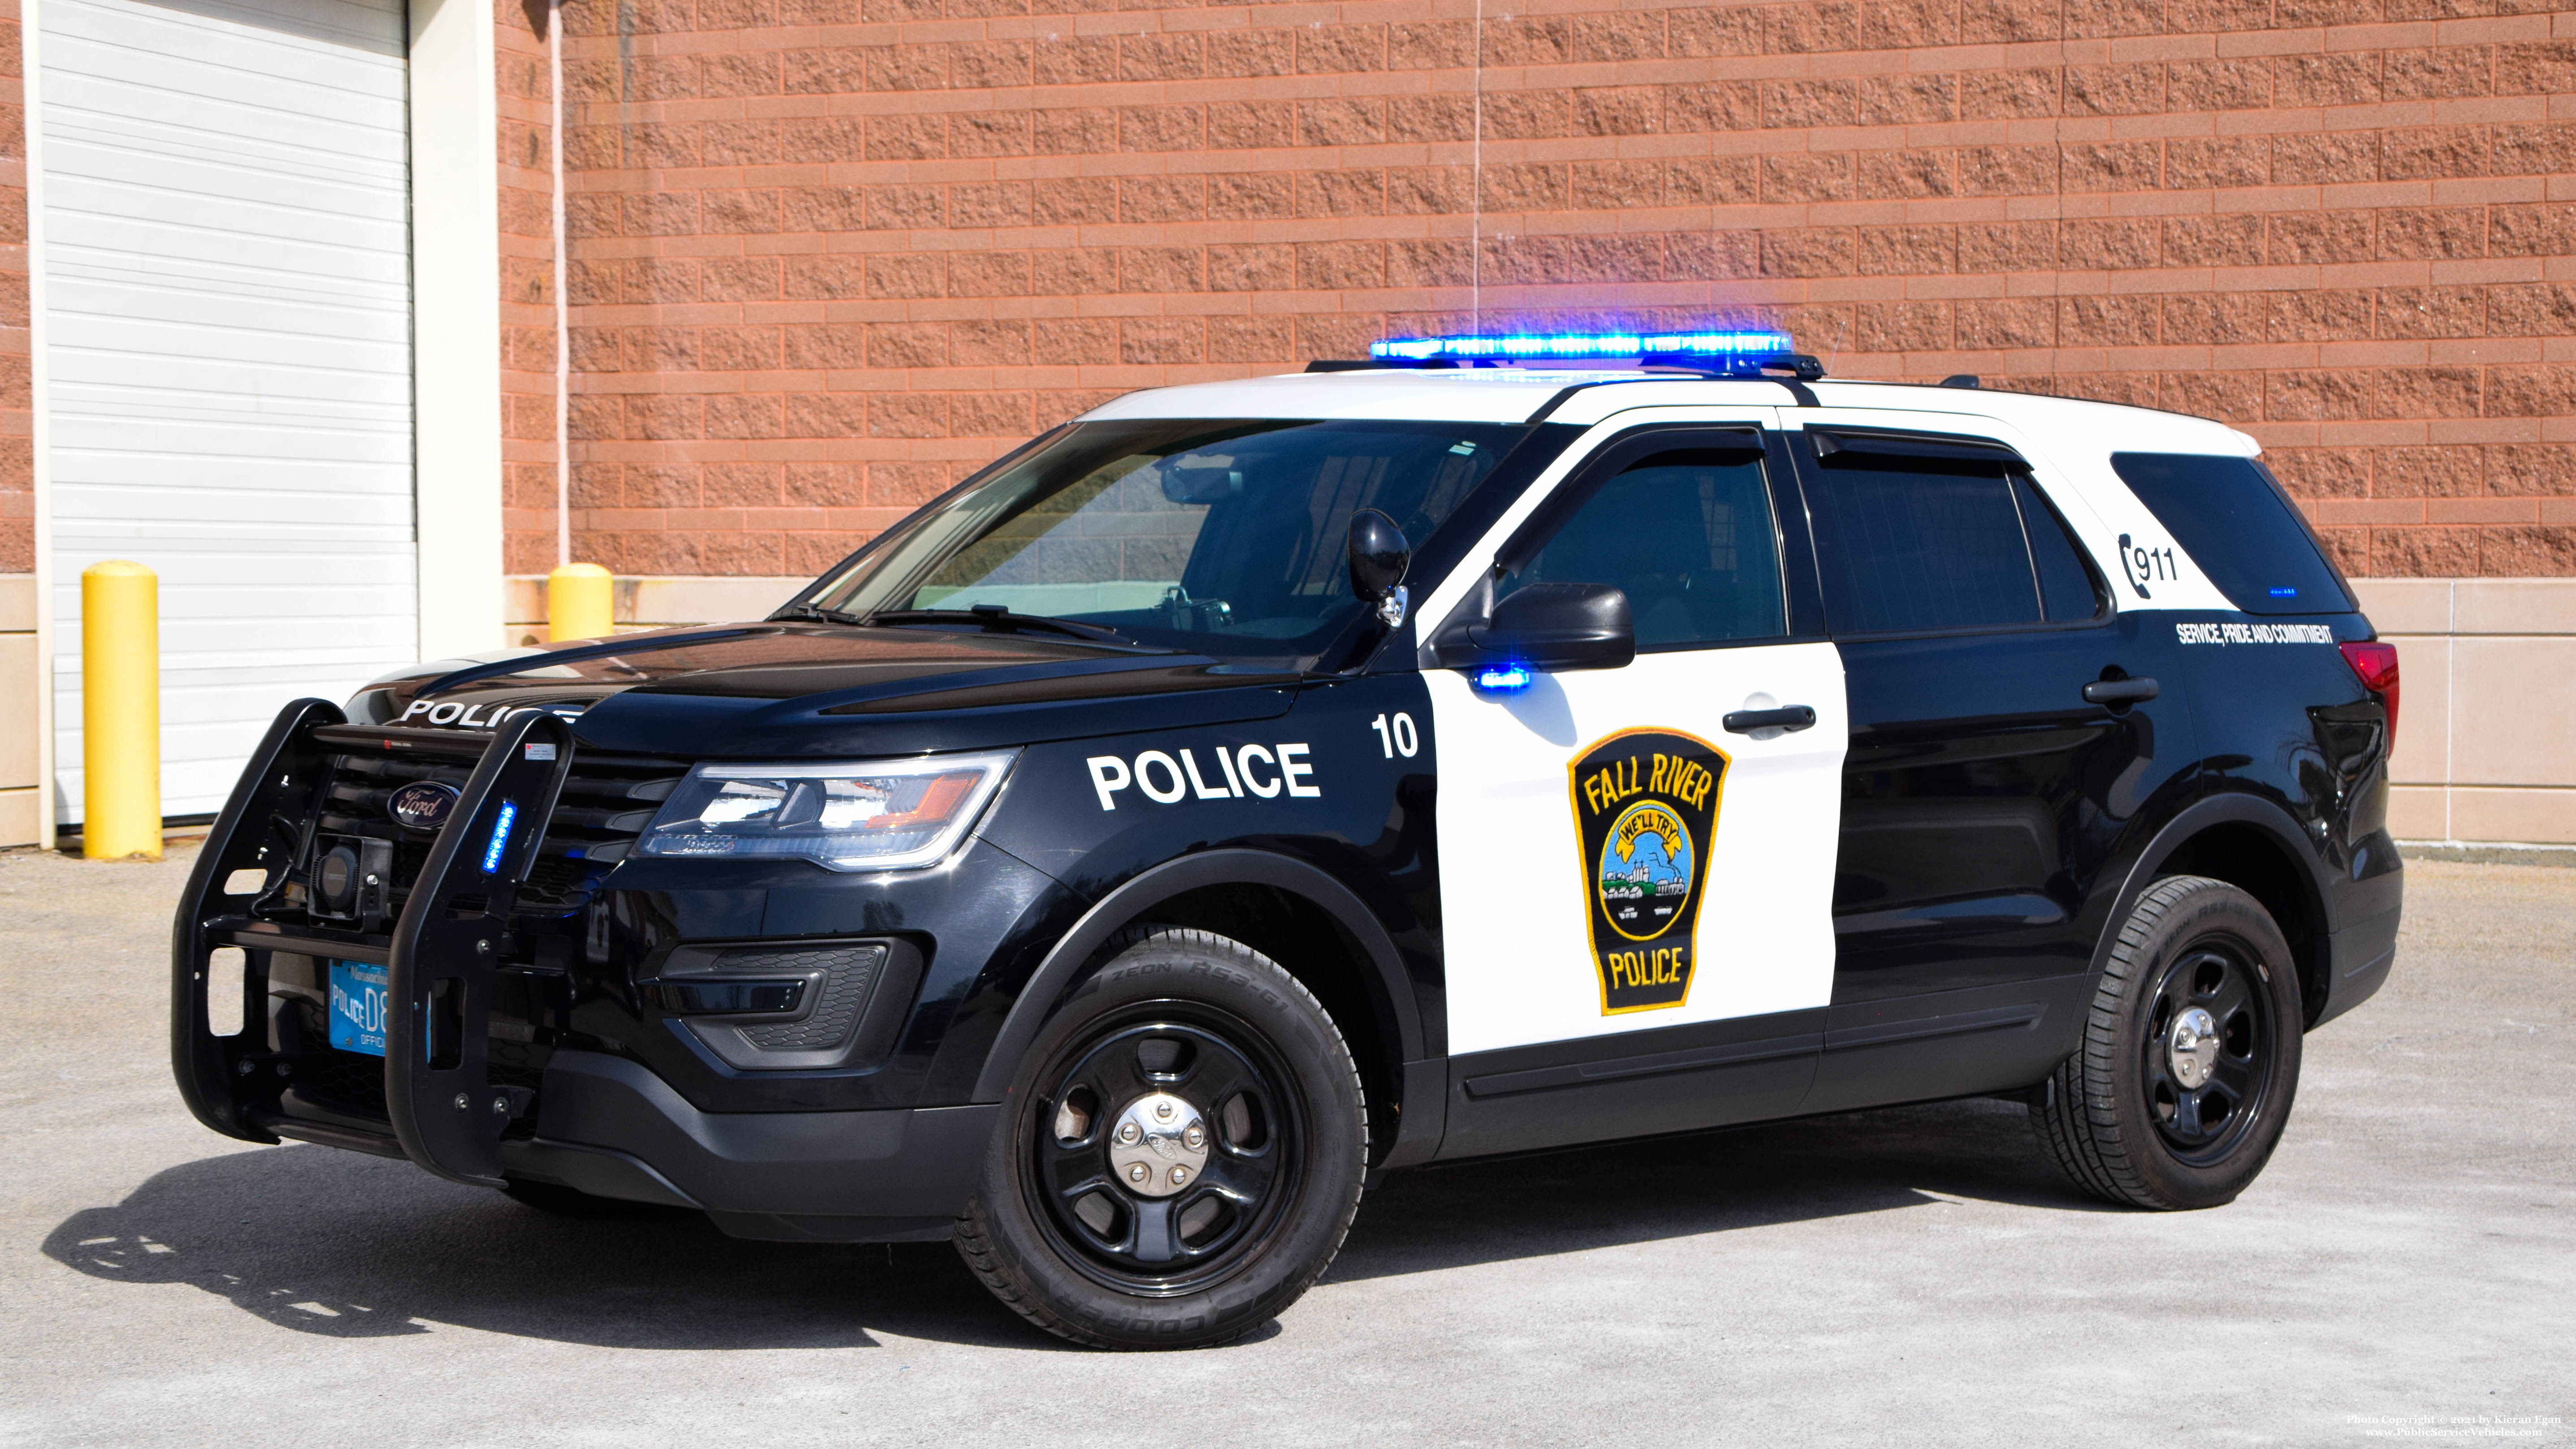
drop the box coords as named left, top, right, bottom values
left=638, top=979, right=807, bottom=1014
left=647, top=943, right=891, bottom=1070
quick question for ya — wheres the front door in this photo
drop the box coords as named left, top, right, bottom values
left=1426, top=416, right=1849, bottom=1157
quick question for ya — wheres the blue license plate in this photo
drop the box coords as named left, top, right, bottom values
left=328, top=961, right=390, bottom=1057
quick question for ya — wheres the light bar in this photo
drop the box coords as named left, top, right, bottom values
left=1370, top=328, right=1797, bottom=363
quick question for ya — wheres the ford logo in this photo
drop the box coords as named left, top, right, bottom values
left=387, top=780, right=462, bottom=832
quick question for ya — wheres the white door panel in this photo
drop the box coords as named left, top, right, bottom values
left=1432, top=645, right=1848, bottom=1054
left=1429, top=408, right=1847, bottom=1057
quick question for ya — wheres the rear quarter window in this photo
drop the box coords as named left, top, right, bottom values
left=2108, top=453, right=2353, bottom=616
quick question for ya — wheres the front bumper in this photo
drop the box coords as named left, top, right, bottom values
left=253, top=1049, right=1002, bottom=1240
left=501, top=1051, right=997, bottom=1240
left=174, top=699, right=1019, bottom=1240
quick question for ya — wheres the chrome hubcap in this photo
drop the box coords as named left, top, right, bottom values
left=1107, top=1091, right=1208, bottom=1197
left=2167, top=1006, right=2220, bottom=1088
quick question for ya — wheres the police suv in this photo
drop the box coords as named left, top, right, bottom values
left=173, top=331, right=2404, bottom=1349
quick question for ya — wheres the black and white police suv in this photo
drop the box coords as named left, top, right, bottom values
left=174, top=329, right=2403, bottom=1349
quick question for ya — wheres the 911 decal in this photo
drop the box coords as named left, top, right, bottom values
left=1086, top=743, right=1319, bottom=810
left=1570, top=729, right=1728, bottom=1015
left=2117, top=533, right=2180, bottom=599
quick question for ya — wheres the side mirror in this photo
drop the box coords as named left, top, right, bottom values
left=1434, top=582, right=1635, bottom=677
left=1347, top=509, right=1411, bottom=626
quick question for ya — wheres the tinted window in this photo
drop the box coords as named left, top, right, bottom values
left=1807, top=447, right=2041, bottom=634
left=1502, top=446, right=1786, bottom=648
left=2109, top=453, right=2352, bottom=615
left=2018, top=475, right=2105, bottom=623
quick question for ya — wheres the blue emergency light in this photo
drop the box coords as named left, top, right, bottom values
left=480, top=799, right=517, bottom=874
left=1369, top=328, right=1806, bottom=369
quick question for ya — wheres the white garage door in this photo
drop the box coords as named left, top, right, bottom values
left=43, top=0, right=414, bottom=824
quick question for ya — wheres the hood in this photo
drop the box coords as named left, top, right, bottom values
left=351, top=623, right=1305, bottom=758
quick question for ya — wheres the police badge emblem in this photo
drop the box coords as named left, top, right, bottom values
left=1569, top=729, right=1728, bottom=1013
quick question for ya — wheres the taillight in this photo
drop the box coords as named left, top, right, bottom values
left=2339, top=639, right=2400, bottom=753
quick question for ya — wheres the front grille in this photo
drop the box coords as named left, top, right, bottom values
left=318, top=753, right=473, bottom=840
left=518, top=754, right=686, bottom=914
left=274, top=741, right=686, bottom=926
left=299, top=1047, right=389, bottom=1117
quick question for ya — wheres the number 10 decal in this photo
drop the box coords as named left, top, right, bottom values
left=1369, top=712, right=1420, bottom=759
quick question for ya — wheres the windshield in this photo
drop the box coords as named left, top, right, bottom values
left=803, top=418, right=1537, bottom=659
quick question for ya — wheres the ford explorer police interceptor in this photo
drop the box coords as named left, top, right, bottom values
left=173, top=330, right=2403, bottom=1349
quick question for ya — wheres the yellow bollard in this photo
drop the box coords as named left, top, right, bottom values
left=82, top=560, right=162, bottom=861
left=547, top=562, right=615, bottom=643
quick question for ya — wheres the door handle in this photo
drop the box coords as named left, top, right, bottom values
left=2082, top=677, right=2160, bottom=705
left=1722, top=705, right=1817, bottom=734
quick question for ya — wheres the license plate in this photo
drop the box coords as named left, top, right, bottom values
left=329, top=960, right=390, bottom=1057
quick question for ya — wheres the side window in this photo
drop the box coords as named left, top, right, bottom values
left=1500, top=444, right=1787, bottom=649
left=1806, top=440, right=2040, bottom=634
left=2017, top=475, right=2107, bottom=623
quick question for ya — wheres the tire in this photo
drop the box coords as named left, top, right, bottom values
left=954, top=926, right=1367, bottom=1350
left=2031, top=875, right=2304, bottom=1210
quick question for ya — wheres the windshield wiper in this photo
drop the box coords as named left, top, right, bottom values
left=774, top=602, right=869, bottom=626
left=863, top=606, right=1147, bottom=647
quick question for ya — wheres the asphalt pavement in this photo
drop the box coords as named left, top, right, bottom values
left=0, top=844, right=2566, bottom=1448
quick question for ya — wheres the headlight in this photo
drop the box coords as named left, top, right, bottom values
left=635, top=751, right=1017, bottom=872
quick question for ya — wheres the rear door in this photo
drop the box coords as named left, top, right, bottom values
left=1424, top=411, right=1848, bottom=1157
left=1776, top=410, right=2199, bottom=1114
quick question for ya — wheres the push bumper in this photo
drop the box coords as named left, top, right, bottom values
left=503, top=1051, right=998, bottom=1242
left=173, top=699, right=580, bottom=1184
left=174, top=699, right=999, bottom=1243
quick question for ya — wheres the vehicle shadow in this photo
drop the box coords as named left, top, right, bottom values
left=1329, top=1096, right=2114, bottom=1284
left=44, top=1097, right=2103, bottom=1350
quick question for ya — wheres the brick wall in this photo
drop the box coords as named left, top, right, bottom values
left=1, top=0, right=29, bottom=577
left=532, top=0, right=2576, bottom=582
left=501, top=0, right=559, bottom=578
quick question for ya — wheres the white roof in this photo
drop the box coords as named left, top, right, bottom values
left=1079, top=368, right=1643, bottom=425
left=1079, top=368, right=2255, bottom=458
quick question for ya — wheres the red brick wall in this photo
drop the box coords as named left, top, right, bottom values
left=0, top=0, right=29, bottom=576
left=535, top=0, right=2576, bottom=581
left=501, top=0, right=560, bottom=578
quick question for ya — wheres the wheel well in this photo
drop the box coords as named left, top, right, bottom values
left=2153, top=823, right=2330, bottom=1028
left=1130, top=884, right=1406, bottom=1163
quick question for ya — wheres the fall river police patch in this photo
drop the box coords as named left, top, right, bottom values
left=1570, top=729, right=1728, bottom=1014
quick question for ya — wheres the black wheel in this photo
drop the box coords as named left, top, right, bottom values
left=2031, top=875, right=2304, bottom=1209
left=955, top=927, right=1366, bottom=1349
